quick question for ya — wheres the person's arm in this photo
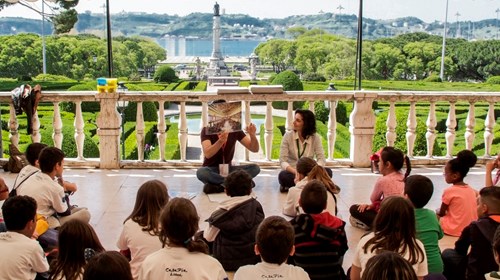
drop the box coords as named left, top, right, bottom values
left=350, top=265, right=362, bottom=280
left=279, top=132, right=295, bottom=173
left=201, top=131, right=228, bottom=159
left=312, top=134, right=326, bottom=166
left=369, top=177, right=384, bottom=204
left=454, top=223, right=472, bottom=255
left=436, top=202, right=448, bottom=217
left=31, top=244, right=50, bottom=273
left=485, top=160, right=497, bottom=187
left=283, top=187, right=299, bottom=216
left=239, top=123, right=259, bottom=153
left=203, top=224, right=221, bottom=242
left=0, top=177, right=8, bottom=200
left=116, top=223, right=129, bottom=250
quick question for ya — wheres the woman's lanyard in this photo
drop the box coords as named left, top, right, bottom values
left=296, top=138, right=307, bottom=158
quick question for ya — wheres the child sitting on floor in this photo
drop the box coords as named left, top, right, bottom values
left=234, top=216, right=310, bottom=280
left=485, top=227, right=500, bottom=279
left=289, top=180, right=347, bottom=279
left=203, top=169, right=264, bottom=271
left=437, top=149, right=478, bottom=236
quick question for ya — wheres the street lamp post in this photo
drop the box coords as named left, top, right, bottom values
left=105, top=0, right=113, bottom=77
left=354, top=0, right=363, bottom=90
left=439, top=0, right=449, bottom=81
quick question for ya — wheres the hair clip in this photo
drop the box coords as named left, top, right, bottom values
left=84, top=248, right=97, bottom=261
left=183, top=238, right=191, bottom=245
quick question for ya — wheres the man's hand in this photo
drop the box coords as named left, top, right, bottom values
left=217, top=131, right=229, bottom=147
left=486, top=158, right=499, bottom=172
left=246, top=123, right=257, bottom=136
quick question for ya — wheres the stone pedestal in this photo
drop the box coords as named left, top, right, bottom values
left=96, top=92, right=121, bottom=169
left=349, top=92, right=377, bottom=167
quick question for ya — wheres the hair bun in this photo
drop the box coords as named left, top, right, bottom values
left=456, top=150, right=477, bottom=168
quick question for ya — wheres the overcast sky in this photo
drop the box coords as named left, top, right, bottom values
left=1, top=0, right=498, bottom=22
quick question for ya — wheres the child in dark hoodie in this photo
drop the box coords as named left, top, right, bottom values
left=203, top=169, right=265, bottom=271
left=289, top=180, right=348, bottom=280
left=443, top=186, right=500, bottom=280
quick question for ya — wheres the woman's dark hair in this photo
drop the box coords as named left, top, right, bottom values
left=49, top=220, right=105, bottom=280
left=124, top=179, right=169, bottom=236
left=380, top=147, right=411, bottom=180
left=363, top=196, right=425, bottom=265
left=296, top=157, right=317, bottom=177
left=447, top=149, right=477, bottom=180
left=295, top=109, right=316, bottom=138
left=83, top=251, right=133, bottom=280
left=362, top=251, right=418, bottom=280
left=159, top=198, right=208, bottom=254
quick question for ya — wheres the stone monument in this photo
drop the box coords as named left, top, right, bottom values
left=205, top=2, right=229, bottom=77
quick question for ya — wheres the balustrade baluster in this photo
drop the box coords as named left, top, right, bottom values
left=406, top=102, right=417, bottom=158
left=52, top=102, right=63, bottom=149
left=464, top=102, right=476, bottom=151
left=386, top=101, right=396, bottom=147
left=200, top=102, right=208, bottom=161
left=327, top=101, right=337, bottom=160
left=445, top=102, right=457, bottom=158
left=8, top=103, right=19, bottom=147
left=74, top=101, right=84, bottom=160
left=309, top=101, right=315, bottom=113
left=286, top=101, right=293, bottom=132
left=425, top=102, right=437, bottom=158
left=244, top=100, right=251, bottom=161
left=484, top=102, right=495, bottom=157
left=158, top=101, right=166, bottom=161
left=178, top=102, right=188, bottom=161
left=136, top=102, right=145, bottom=161
left=31, top=108, right=41, bottom=143
left=265, top=101, right=273, bottom=161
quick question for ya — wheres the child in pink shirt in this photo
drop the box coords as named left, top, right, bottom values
left=349, top=147, right=411, bottom=230
left=438, top=150, right=479, bottom=237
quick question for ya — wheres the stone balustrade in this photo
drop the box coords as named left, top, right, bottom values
left=0, top=88, right=499, bottom=169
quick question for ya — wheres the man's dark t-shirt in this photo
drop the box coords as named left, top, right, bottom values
left=201, top=128, right=245, bottom=167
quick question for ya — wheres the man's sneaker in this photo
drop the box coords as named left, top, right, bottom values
left=349, top=216, right=371, bottom=231
left=279, top=185, right=289, bottom=193
left=203, top=183, right=225, bottom=194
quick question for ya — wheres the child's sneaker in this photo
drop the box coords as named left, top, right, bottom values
left=349, top=216, right=371, bottom=230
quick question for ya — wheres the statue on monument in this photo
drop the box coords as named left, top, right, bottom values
left=214, top=2, right=220, bottom=16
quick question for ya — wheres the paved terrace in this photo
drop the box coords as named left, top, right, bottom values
left=2, top=165, right=485, bottom=275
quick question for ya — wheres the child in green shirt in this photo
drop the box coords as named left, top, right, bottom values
left=405, top=175, right=445, bottom=278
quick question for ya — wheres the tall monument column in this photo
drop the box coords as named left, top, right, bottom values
left=206, top=2, right=229, bottom=77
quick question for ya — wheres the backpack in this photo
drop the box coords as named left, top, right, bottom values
left=3, top=144, right=28, bottom=173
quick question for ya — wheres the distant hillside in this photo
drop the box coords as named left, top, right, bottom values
left=0, top=11, right=498, bottom=41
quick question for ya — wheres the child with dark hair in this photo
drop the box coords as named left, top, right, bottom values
left=203, top=169, right=264, bottom=271
left=283, top=157, right=338, bottom=217
left=350, top=196, right=427, bottom=280
left=349, top=146, right=411, bottom=230
left=405, top=175, right=445, bottom=279
left=234, top=216, right=310, bottom=280
left=437, top=149, right=478, bottom=236
left=117, top=179, right=169, bottom=279
left=442, top=186, right=500, bottom=280
left=49, top=220, right=105, bottom=280
left=0, top=195, right=49, bottom=279
left=17, top=146, right=90, bottom=229
left=139, top=198, right=228, bottom=280
left=83, top=251, right=133, bottom=280
left=485, top=227, right=500, bottom=279
left=361, top=251, right=418, bottom=280
left=290, top=180, right=347, bottom=280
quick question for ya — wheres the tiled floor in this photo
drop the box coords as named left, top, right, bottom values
left=3, top=165, right=486, bottom=274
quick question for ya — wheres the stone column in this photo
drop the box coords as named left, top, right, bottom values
left=96, top=92, right=121, bottom=169
left=349, top=92, right=377, bottom=167
left=211, top=15, right=222, bottom=60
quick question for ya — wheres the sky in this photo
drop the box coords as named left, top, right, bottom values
left=1, top=0, right=498, bottom=23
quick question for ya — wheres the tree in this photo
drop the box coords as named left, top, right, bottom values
left=364, top=43, right=404, bottom=80
left=0, top=0, right=80, bottom=34
left=255, top=39, right=296, bottom=73
left=271, top=70, right=303, bottom=91
left=153, top=65, right=177, bottom=83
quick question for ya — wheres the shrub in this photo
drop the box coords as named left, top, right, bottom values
left=302, top=72, right=326, bottom=82
left=194, top=81, right=207, bottom=91
left=128, top=73, right=142, bottom=81
left=34, top=74, right=75, bottom=82
left=271, top=70, right=303, bottom=91
left=153, top=65, right=178, bottom=83
left=124, top=101, right=158, bottom=122
left=267, top=73, right=277, bottom=83
left=424, top=74, right=442, bottom=82
left=372, top=110, right=443, bottom=156
left=486, top=76, right=500, bottom=85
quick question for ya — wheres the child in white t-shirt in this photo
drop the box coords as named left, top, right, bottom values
left=234, top=216, right=310, bottom=280
left=138, top=198, right=228, bottom=280
left=117, top=179, right=169, bottom=279
left=0, top=195, right=49, bottom=279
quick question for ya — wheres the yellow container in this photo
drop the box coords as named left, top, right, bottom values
left=107, top=78, right=117, bottom=93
